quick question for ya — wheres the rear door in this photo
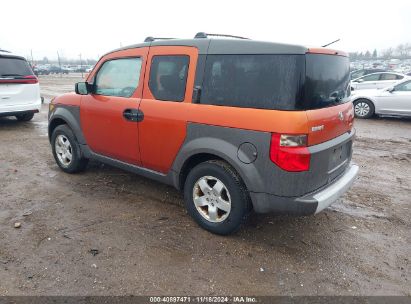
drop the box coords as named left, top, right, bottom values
left=80, top=48, right=148, bottom=165
left=138, top=46, right=198, bottom=173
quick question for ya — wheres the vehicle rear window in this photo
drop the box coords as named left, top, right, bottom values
left=0, top=56, right=34, bottom=77
left=303, top=54, right=351, bottom=110
left=200, top=55, right=305, bottom=110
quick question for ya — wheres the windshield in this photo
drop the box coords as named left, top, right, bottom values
left=0, top=56, right=34, bottom=77
left=303, top=54, right=351, bottom=110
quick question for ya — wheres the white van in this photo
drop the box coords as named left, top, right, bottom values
left=0, top=50, right=41, bottom=121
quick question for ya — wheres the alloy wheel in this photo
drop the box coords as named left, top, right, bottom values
left=192, top=176, right=231, bottom=223
left=55, top=134, right=73, bottom=167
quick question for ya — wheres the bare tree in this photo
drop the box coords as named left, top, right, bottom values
left=381, top=47, right=394, bottom=59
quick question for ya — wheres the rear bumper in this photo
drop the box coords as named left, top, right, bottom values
left=250, top=164, right=359, bottom=214
left=0, top=99, right=42, bottom=116
left=0, top=109, right=39, bottom=118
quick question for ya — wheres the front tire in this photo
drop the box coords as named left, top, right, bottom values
left=354, top=99, right=375, bottom=119
left=184, top=160, right=251, bottom=235
left=51, top=125, right=88, bottom=173
left=15, top=113, right=34, bottom=121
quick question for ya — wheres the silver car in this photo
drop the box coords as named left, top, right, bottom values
left=351, top=79, right=411, bottom=118
left=351, top=72, right=406, bottom=91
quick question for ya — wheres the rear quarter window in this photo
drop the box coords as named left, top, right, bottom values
left=0, top=56, right=34, bottom=76
left=380, top=73, right=399, bottom=80
left=200, top=54, right=305, bottom=110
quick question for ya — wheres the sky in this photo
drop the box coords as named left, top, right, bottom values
left=1, top=0, right=411, bottom=61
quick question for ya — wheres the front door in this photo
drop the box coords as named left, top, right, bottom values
left=378, top=80, right=411, bottom=115
left=80, top=48, right=148, bottom=165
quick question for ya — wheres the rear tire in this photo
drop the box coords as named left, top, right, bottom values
left=183, top=160, right=252, bottom=235
left=51, top=125, right=88, bottom=173
left=15, top=113, right=34, bottom=121
left=354, top=99, right=375, bottom=119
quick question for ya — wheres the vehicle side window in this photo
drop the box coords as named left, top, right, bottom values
left=361, top=74, right=380, bottom=81
left=396, top=75, right=404, bottom=80
left=380, top=73, right=398, bottom=81
left=95, top=57, right=142, bottom=97
left=395, top=81, right=411, bottom=91
left=200, top=54, right=305, bottom=110
left=148, top=55, right=189, bottom=102
left=351, top=70, right=367, bottom=79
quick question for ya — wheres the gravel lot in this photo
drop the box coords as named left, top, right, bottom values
left=0, top=74, right=410, bottom=296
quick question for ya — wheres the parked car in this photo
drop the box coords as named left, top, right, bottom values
left=351, top=72, right=406, bottom=91
left=49, top=66, right=69, bottom=74
left=48, top=33, right=358, bottom=235
left=74, top=66, right=87, bottom=73
left=351, top=79, right=411, bottom=118
left=0, top=50, right=41, bottom=121
left=33, top=66, right=50, bottom=75
left=350, top=68, right=386, bottom=80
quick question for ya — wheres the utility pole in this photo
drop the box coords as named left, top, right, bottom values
left=57, top=51, right=62, bottom=78
left=79, top=53, right=83, bottom=78
left=30, top=49, right=34, bottom=67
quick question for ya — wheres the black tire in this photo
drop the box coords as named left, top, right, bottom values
left=353, top=99, right=375, bottom=119
left=15, top=112, right=34, bottom=121
left=51, top=125, right=88, bottom=173
left=184, top=160, right=252, bottom=235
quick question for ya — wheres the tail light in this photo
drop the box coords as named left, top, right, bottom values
left=270, top=133, right=310, bottom=172
left=0, top=75, right=38, bottom=84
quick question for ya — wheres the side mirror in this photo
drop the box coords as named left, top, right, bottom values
left=386, top=86, right=395, bottom=92
left=75, top=82, right=90, bottom=95
left=357, top=79, right=364, bottom=83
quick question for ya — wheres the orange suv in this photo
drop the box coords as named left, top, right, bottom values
left=48, top=33, right=358, bottom=235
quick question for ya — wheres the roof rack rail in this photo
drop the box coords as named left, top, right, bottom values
left=144, top=37, right=176, bottom=42
left=194, top=32, right=249, bottom=40
left=0, top=48, right=11, bottom=53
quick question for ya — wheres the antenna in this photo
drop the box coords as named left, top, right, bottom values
left=322, top=39, right=340, bottom=48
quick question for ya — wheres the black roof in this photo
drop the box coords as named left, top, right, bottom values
left=106, top=38, right=308, bottom=56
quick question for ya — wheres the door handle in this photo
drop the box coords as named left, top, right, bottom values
left=123, top=108, right=144, bottom=122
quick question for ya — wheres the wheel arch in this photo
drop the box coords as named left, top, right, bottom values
left=172, top=142, right=261, bottom=196
left=48, top=117, right=67, bottom=142
left=48, top=106, right=86, bottom=144
left=178, top=152, right=227, bottom=191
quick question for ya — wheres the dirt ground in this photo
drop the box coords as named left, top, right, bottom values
left=0, top=74, right=410, bottom=296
